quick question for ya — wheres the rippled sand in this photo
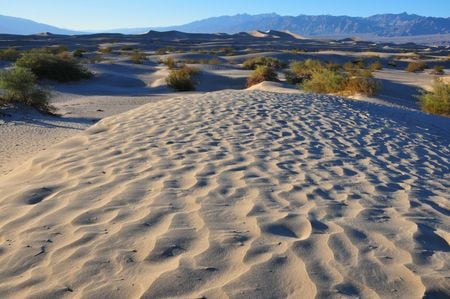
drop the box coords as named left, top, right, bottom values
left=0, top=90, right=449, bottom=298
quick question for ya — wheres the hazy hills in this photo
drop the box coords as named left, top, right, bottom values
left=158, top=13, right=450, bottom=37
left=0, top=12, right=449, bottom=41
left=0, top=15, right=84, bottom=35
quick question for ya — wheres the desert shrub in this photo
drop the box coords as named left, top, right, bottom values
left=326, top=62, right=341, bottom=72
left=130, top=51, right=147, bottom=64
left=430, top=65, right=445, bottom=75
left=369, top=61, right=383, bottom=71
left=0, top=48, right=21, bottom=62
left=0, top=67, right=54, bottom=113
left=346, top=76, right=381, bottom=96
left=163, top=57, right=176, bottom=69
left=243, top=56, right=283, bottom=70
left=43, top=45, right=69, bottom=55
left=121, top=46, right=135, bottom=51
left=73, top=48, right=86, bottom=58
left=155, top=48, right=168, bottom=55
left=246, top=65, right=278, bottom=87
left=166, top=66, right=198, bottom=91
left=418, top=79, right=450, bottom=115
left=286, top=59, right=332, bottom=84
left=16, top=52, right=92, bottom=82
left=302, top=68, right=347, bottom=94
left=301, top=67, right=381, bottom=96
left=406, top=61, right=427, bottom=72
left=98, top=47, right=112, bottom=54
left=343, top=60, right=367, bottom=75
left=184, top=58, right=220, bottom=65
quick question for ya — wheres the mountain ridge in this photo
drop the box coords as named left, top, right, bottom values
left=0, top=12, right=449, bottom=39
left=0, top=15, right=84, bottom=35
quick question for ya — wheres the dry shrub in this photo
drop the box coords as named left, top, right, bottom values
left=0, top=67, right=54, bottom=114
left=418, top=78, right=450, bottom=116
left=246, top=66, right=278, bottom=87
left=166, top=66, right=199, bottom=91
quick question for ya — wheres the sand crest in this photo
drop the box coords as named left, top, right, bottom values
left=0, top=90, right=449, bottom=298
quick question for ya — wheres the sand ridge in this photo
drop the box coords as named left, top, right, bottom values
left=0, top=90, right=449, bottom=298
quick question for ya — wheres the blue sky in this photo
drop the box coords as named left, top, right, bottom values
left=1, top=0, right=449, bottom=30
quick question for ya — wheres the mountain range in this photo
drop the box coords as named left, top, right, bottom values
left=0, top=15, right=83, bottom=35
left=157, top=13, right=450, bottom=37
left=1, top=12, right=449, bottom=38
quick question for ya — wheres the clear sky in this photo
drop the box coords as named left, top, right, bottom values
left=1, top=0, right=449, bottom=30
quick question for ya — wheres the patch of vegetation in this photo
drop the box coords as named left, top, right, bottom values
left=121, top=46, right=135, bottom=51
left=16, top=52, right=92, bottom=82
left=298, top=62, right=381, bottom=96
left=0, top=67, right=54, bottom=114
left=246, top=65, right=278, bottom=87
left=369, top=61, right=383, bottom=71
left=302, top=68, right=348, bottom=94
left=406, top=61, right=427, bottom=73
left=184, top=58, right=220, bottom=65
left=285, top=59, right=333, bottom=84
left=163, top=57, right=177, bottom=69
left=418, top=78, right=449, bottom=116
left=0, top=48, right=21, bottom=62
left=166, top=66, right=199, bottom=91
left=243, top=56, right=284, bottom=70
left=130, top=51, right=147, bottom=64
left=430, top=65, right=445, bottom=75
left=98, top=46, right=112, bottom=54
left=343, top=59, right=367, bottom=75
left=73, top=48, right=87, bottom=58
left=345, top=76, right=382, bottom=96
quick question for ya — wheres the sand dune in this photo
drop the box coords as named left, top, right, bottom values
left=0, top=90, right=449, bottom=298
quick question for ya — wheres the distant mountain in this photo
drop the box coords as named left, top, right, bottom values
left=1, top=12, right=449, bottom=40
left=0, top=15, right=83, bottom=35
left=156, top=12, right=450, bottom=37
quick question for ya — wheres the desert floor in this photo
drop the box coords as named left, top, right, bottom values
left=0, top=33, right=450, bottom=298
left=0, top=90, right=449, bottom=298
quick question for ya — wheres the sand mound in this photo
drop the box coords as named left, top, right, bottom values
left=0, top=91, right=449, bottom=298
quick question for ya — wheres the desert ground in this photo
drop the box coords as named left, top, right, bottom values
left=0, top=31, right=449, bottom=298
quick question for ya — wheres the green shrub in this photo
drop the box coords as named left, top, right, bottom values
left=243, top=56, right=283, bottom=70
left=301, top=68, right=381, bottom=96
left=406, top=61, right=427, bottom=72
left=430, top=65, right=445, bottom=75
left=44, top=45, right=69, bottom=55
left=16, top=52, right=92, bottom=82
left=163, top=57, right=176, bottom=69
left=121, top=46, right=135, bottom=51
left=130, top=51, right=147, bottom=64
left=369, top=61, right=383, bottom=71
left=346, top=76, right=381, bottom=96
left=0, top=67, right=54, bottom=113
left=246, top=65, right=278, bottom=87
left=418, top=79, right=449, bottom=115
left=302, top=68, right=347, bottom=94
left=166, top=66, right=198, bottom=91
left=73, top=48, right=86, bottom=58
left=184, top=58, right=220, bottom=65
left=0, top=48, right=21, bottom=62
left=285, top=59, right=326, bottom=84
left=98, top=47, right=112, bottom=54
left=343, top=60, right=368, bottom=75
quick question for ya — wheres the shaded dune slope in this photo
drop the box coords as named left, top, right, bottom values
left=0, top=91, right=449, bottom=298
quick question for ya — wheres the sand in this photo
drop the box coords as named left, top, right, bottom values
left=0, top=90, right=449, bottom=298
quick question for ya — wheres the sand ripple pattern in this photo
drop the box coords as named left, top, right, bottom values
left=0, top=91, right=449, bottom=298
